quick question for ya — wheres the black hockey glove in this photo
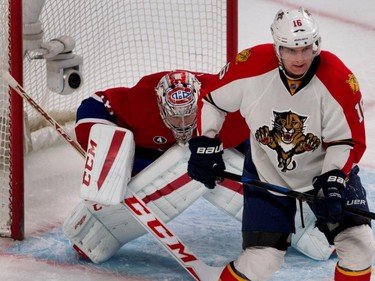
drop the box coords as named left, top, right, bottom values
left=188, top=136, right=225, bottom=189
left=312, top=169, right=346, bottom=224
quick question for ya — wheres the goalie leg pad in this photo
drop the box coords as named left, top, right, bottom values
left=234, top=247, right=285, bottom=280
left=292, top=202, right=334, bottom=260
left=63, top=200, right=123, bottom=264
left=204, top=148, right=245, bottom=221
left=65, top=145, right=208, bottom=263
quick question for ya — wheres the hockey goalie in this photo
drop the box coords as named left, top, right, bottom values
left=63, top=70, right=334, bottom=264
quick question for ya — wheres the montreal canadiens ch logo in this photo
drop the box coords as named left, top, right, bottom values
left=167, top=88, right=193, bottom=106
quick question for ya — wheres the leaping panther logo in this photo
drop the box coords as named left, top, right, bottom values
left=255, top=110, right=320, bottom=172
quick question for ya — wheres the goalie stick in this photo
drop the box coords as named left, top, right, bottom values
left=219, top=171, right=375, bottom=220
left=3, top=71, right=223, bottom=281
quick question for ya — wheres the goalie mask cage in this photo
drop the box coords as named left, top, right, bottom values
left=0, top=0, right=238, bottom=240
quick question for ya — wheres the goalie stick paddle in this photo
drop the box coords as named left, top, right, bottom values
left=219, top=171, right=375, bottom=220
left=4, top=71, right=223, bottom=281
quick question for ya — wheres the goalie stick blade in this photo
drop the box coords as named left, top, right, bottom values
left=124, top=194, right=223, bottom=281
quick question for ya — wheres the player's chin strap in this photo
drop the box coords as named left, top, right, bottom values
left=4, top=71, right=223, bottom=281
left=218, top=171, right=375, bottom=220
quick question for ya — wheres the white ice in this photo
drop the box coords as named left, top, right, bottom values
left=1, top=0, right=375, bottom=280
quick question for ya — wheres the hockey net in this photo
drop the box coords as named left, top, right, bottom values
left=0, top=0, right=238, bottom=240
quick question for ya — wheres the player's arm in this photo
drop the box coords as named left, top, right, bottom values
left=197, top=64, right=247, bottom=137
left=317, top=60, right=366, bottom=175
left=198, top=45, right=277, bottom=138
left=75, top=91, right=118, bottom=151
left=188, top=55, right=250, bottom=188
left=313, top=56, right=367, bottom=224
left=187, top=90, right=230, bottom=189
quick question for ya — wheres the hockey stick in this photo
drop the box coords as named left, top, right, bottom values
left=3, top=71, right=222, bottom=281
left=219, top=171, right=375, bottom=220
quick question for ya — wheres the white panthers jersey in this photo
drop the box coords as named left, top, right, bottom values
left=200, top=44, right=365, bottom=192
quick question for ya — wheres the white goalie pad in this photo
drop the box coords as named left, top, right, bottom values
left=63, top=200, right=124, bottom=263
left=65, top=144, right=206, bottom=263
left=80, top=124, right=135, bottom=205
left=292, top=201, right=335, bottom=260
left=126, top=144, right=206, bottom=220
left=204, top=148, right=245, bottom=221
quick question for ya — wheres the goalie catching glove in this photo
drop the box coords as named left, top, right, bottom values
left=188, top=136, right=225, bottom=189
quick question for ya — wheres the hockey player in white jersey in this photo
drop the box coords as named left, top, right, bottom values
left=188, top=7, right=375, bottom=281
left=64, top=69, right=333, bottom=265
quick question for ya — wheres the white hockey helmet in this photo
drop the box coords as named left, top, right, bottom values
left=155, top=70, right=201, bottom=145
left=271, top=7, right=321, bottom=60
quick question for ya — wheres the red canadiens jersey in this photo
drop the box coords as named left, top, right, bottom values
left=75, top=71, right=249, bottom=152
left=199, top=44, right=366, bottom=191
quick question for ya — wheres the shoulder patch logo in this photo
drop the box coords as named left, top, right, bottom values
left=235, top=49, right=251, bottom=63
left=346, top=74, right=360, bottom=94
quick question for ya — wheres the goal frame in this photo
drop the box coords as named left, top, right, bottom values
left=9, top=0, right=25, bottom=241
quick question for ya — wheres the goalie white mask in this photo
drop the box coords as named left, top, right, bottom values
left=155, top=71, right=200, bottom=146
left=271, top=7, right=321, bottom=75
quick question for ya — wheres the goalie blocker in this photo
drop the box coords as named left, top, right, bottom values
left=80, top=124, right=135, bottom=205
left=64, top=124, right=334, bottom=263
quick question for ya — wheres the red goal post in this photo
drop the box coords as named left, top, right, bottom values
left=0, top=0, right=238, bottom=240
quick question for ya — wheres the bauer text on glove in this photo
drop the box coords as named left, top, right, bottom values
left=187, top=136, right=225, bottom=189
left=312, top=169, right=346, bottom=224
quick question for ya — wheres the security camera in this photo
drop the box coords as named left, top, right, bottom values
left=46, top=52, right=83, bottom=95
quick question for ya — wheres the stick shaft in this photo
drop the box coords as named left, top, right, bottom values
left=220, top=171, right=375, bottom=220
left=4, top=71, right=86, bottom=157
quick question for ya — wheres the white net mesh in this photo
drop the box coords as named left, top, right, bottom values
left=24, top=0, right=227, bottom=130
